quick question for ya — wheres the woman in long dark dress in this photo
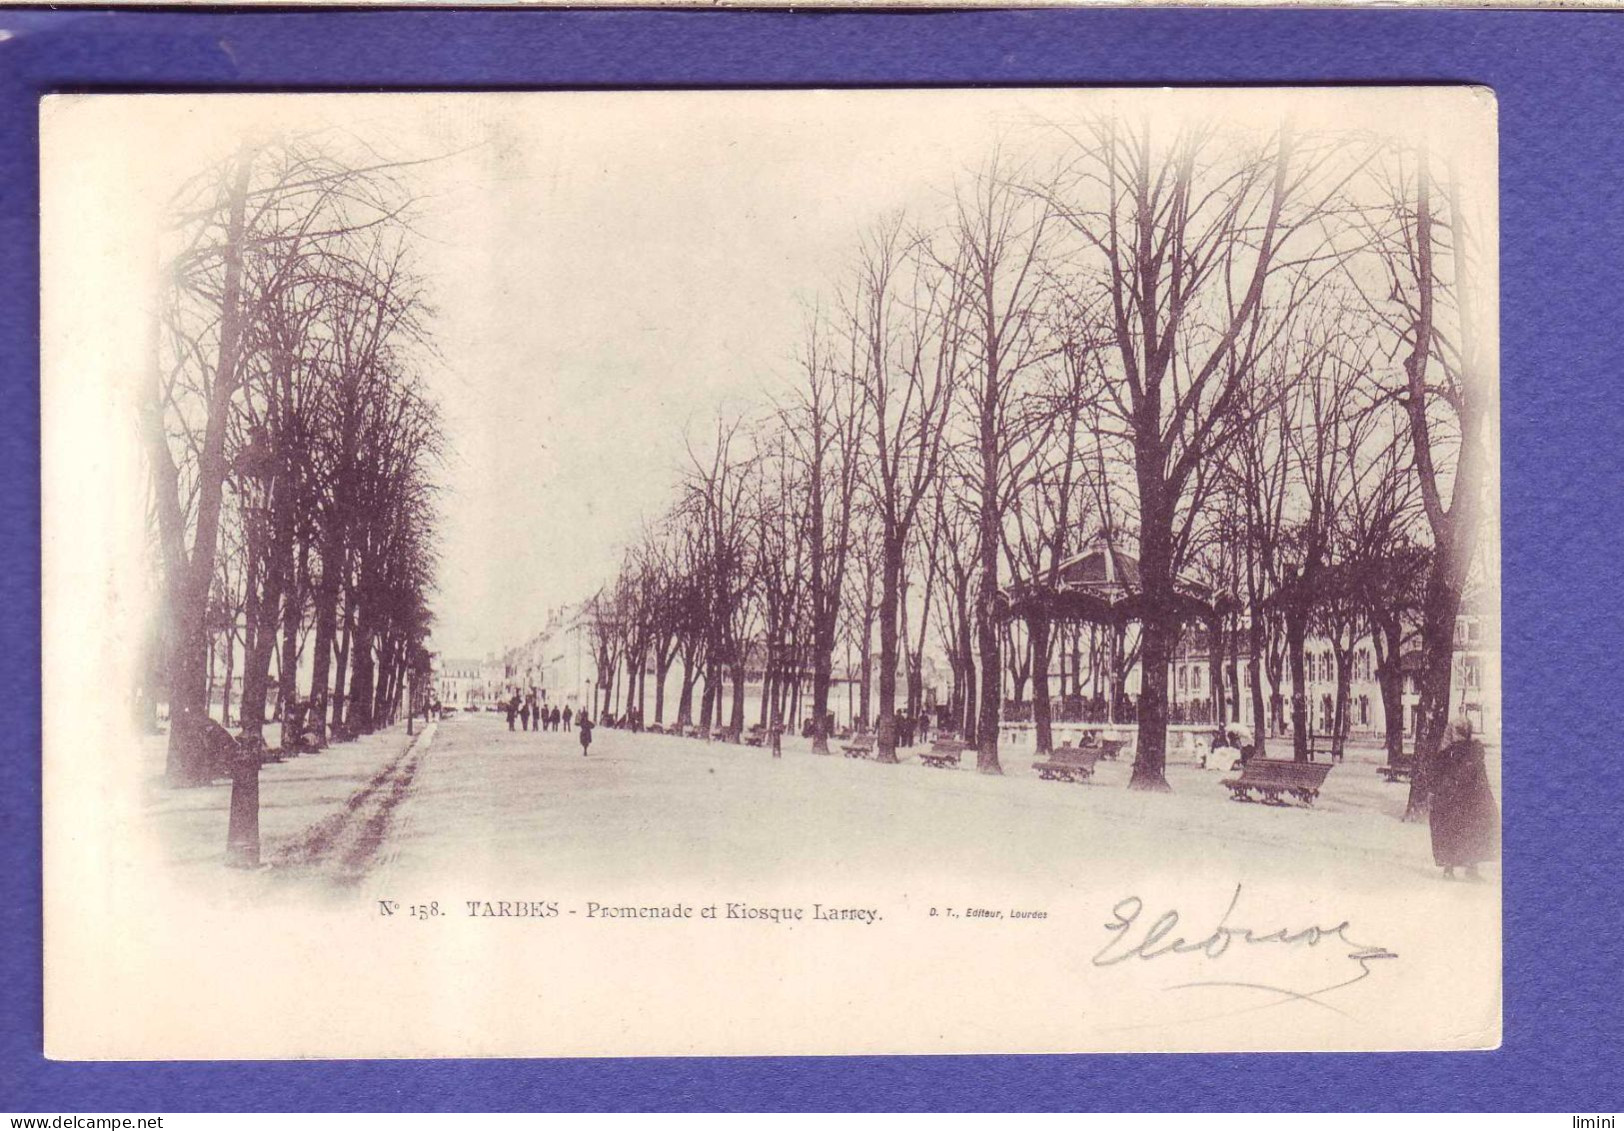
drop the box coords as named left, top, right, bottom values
left=1430, top=720, right=1500, bottom=881
left=578, top=713, right=594, bottom=756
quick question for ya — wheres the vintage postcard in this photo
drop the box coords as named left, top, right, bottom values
left=41, top=88, right=1500, bottom=1059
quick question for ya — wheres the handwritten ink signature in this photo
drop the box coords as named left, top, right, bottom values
left=1093, top=884, right=1399, bottom=1014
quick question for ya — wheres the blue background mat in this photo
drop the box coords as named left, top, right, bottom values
left=3, top=7, right=1621, bottom=1112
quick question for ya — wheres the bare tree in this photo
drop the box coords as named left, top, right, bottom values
left=927, top=472, right=980, bottom=739
left=679, top=417, right=758, bottom=737
left=1272, top=310, right=1378, bottom=761
left=1001, top=322, right=1103, bottom=755
left=781, top=307, right=866, bottom=753
left=846, top=216, right=961, bottom=763
left=151, top=137, right=438, bottom=784
left=939, top=160, right=1054, bottom=774
left=1038, top=116, right=1360, bottom=790
left=1357, top=143, right=1493, bottom=818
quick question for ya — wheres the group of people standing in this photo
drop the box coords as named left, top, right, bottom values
left=502, top=692, right=594, bottom=755
left=505, top=693, right=573, bottom=735
left=888, top=709, right=933, bottom=748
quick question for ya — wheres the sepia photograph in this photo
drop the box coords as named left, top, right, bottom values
left=41, top=87, right=1500, bottom=1059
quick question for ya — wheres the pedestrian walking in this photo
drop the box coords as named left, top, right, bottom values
left=917, top=709, right=931, bottom=745
left=1430, top=719, right=1500, bottom=881
left=563, top=706, right=573, bottom=732
left=578, top=712, right=594, bottom=756
left=504, top=695, right=517, bottom=731
left=520, top=699, right=531, bottom=732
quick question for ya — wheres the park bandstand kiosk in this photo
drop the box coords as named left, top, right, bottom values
left=993, top=541, right=1238, bottom=760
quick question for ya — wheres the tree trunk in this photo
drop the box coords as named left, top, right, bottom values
left=758, top=656, right=774, bottom=729
left=349, top=620, right=376, bottom=734
left=857, top=615, right=874, bottom=730
left=956, top=585, right=975, bottom=738
left=676, top=655, right=695, bottom=726
left=1332, top=643, right=1352, bottom=761
left=1286, top=609, right=1310, bottom=762
left=332, top=601, right=353, bottom=731
left=205, top=635, right=216, bottom=727
left=655, top=652, right=673, bottom=724
left=788, top=665, right=802, bottom=734
left=332, top=602, right=352, bottom=731
left=1406, top=568, right=1466, bottom=819
left=974, top=604, right=1002, bottom=774
left=1109, top=626, right=1127, bottom=725
left=277, top=529, right=302, bottom=727
left=811, top=632, right=832, bottom=753
left=1248, top=614, right=1268, bottom=759
left=238, top=553, right=280, bottom=747
left=1374, top=618, right=1405, bottom=766
left=876, top=538, right=902, bottom=762
left=161, top=153, right=254, bottom=787
left=377, top=635, right=400, bottom=725
left=701, top=660, right=719, bottom=728
left=908, top=642, right=925, bottom=723
left=1031, top=615, right=1054, bottom=755
left=308, top=554, right=337, bottom=748
left=220, top=626, right=237, bottom=729
left=729, top=663, right=747, bottom=739
left=1131, top=614, right=1173, bottom=791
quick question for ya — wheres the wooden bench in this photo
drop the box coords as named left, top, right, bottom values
left=1033, top=744, right=1106, bottom=783
left=920, top=737, right=967, bottom=769
left=1377, top=757, right=1416, bottom=783
left=1222, top=759, right=1333, bottom=806
left=841, top=736, right=874, bottom=759
left=1096, top=737, right=1126, bottom=761
left=743, top=725, right=767, bottom=747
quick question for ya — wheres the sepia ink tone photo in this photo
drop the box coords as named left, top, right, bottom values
left=42, top=89, right=1500, bottom=1058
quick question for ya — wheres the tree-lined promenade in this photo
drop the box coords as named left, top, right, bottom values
left=147, top=137, right=445, bottom=793
left=582, top=113, right=1492, bottom=816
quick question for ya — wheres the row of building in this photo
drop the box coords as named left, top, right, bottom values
left=435, top=601, right=598, bottom=712
left=1161, top=611, right=1497, bottom=740
left=438, top=602, right=1498, bottom=747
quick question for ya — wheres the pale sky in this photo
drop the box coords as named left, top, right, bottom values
left=404, top=92, right=1026, bottom=659
left=46, top=88, right=1494, bottom=663
left=392, top=89, right=1493, bottom=661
